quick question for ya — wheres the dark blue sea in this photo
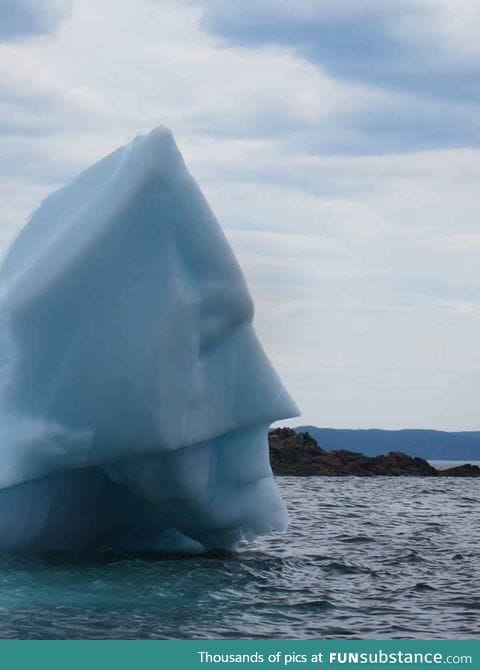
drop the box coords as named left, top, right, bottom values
left=0, top=476, right=478, bottom=639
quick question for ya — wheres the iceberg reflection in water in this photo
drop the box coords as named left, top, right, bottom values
left=0, top=127, right=298, bottom=552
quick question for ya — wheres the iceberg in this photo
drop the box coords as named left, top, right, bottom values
left=0, top=127, right=298, bottom=552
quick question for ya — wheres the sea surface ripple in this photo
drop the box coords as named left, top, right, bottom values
left=0, top=477, right=478, bottom=639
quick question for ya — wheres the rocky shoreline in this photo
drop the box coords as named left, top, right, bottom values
left=269, top=428, right=480, bottom=477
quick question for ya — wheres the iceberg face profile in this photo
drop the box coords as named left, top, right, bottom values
left=0, top=127, right=298, bottom=552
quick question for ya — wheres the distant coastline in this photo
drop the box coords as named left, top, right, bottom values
left=269, top=428, right=480, bottom=477
left=296, top=425, right=480, bottom=461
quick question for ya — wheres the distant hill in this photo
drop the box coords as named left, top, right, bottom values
left=295, top=427, right=480, bottom=461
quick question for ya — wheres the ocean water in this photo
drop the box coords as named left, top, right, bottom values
left=0, top=476, right=478, bottom=640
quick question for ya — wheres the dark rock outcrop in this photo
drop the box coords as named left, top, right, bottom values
left=268, top=428, right=480, bottom=477
left=440, top=463, right=480, bottom=477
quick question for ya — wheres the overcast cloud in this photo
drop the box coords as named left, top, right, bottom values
left=1, top=0, right=479, bottom=430
left=0, top=0, right=71, bottom=41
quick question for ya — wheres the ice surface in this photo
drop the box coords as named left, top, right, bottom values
left=0, top=127, right=298, bottom=551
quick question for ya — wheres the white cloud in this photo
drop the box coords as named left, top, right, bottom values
left=0, top=43, right=109, bottom=138
left=405, top=0, right=480, bottom=61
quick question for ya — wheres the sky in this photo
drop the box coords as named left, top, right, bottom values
left=1, top=0, right=479, bottom=430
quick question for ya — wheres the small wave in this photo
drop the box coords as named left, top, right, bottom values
left=289, top=599, right=335, bottom=611
left=445, top=599, right=480, bottom=610
left=336, top=535, right=376, bottom=544
left=411, top=582, right=437, bottom=592
left=385, top=551, right=428, bottom=565
left=324, top=561, right=375, bottom=575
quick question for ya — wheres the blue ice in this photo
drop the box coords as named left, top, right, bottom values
left=0, top=127, right=298, bottom=551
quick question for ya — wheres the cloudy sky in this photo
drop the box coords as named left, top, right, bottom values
left=1, top=0, right=480, bottom=430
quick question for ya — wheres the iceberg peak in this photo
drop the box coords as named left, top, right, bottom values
left=122, top=125, right=189, bottom=184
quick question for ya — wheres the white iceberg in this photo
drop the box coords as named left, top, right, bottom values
left=0, top=127, right=298, bottom=552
